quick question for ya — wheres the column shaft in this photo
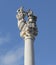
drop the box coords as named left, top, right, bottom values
left=24, top=37, right=34, bottom=65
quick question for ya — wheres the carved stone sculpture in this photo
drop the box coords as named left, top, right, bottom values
left=16, top=7, right=38, bottom=38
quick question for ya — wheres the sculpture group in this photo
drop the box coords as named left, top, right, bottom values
left=16, top=7, right=38, bottom=38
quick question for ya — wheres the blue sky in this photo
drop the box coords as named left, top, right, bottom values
left=0, top=0, right=56, bottom=65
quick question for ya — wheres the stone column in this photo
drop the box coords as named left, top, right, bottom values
left=16, top=7, right=38, bottom=65
left=24, top=35, right=34, bottom=65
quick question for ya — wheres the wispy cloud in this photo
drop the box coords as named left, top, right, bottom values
left=0, top=33, right=10, bottom=45
left=0, top=47, right=24, bottom=65
left=0, top=32, right=24, bottom=65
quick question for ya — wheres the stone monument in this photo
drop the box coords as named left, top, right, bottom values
left=16, top=7, right=38, bottom=65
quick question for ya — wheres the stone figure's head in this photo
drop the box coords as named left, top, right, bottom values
left=17, top=7, right=24, bottom=13
left=26, top=9, right=37, bottom=22
left=16, top=7, right=26, bottom=20
left=27, top=9, right=33, bottom=17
